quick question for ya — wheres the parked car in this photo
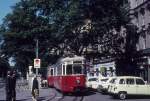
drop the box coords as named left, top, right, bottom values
left=108, top=76, right=150, bottom=100
left=97, top=77, right=115, bottom=93
left=41, top=77, right=48, bottom=87
left=86, top=77, right=101, bottom=89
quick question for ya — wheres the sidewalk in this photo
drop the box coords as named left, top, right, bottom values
left=0, top=78, right=53, bottom=101
left=0, top=78, right=5, bottom=89
left=0, top=86, right=51, bottom=101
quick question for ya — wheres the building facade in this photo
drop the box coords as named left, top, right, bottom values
left=129, top=0, right=150, bottom=82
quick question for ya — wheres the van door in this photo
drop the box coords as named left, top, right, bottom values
left=147, top=85, right=150, bottom=95
left=125, top=78, right=136, bottom=94
left=136, top=78, right=147, bottom=95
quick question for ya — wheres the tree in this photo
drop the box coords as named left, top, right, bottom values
left=0, top=0, right=135, bottom=75
left=0, top=0, right=55, bottom=74
left=115, top=24, right=140, bottom=75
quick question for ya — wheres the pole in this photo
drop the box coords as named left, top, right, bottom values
left=36, top=39, right=38, bottom=75
left=36, top=39, right=39, bottom=59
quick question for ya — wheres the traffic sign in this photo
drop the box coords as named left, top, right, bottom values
left=34, top=59, right=41, bottom=68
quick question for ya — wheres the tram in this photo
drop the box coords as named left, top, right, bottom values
left=47, top=55, right=86, bottom=93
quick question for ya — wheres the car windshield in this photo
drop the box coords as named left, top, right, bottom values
left=110, top=78, right=117, bottom=84
left=101, top=78, right=109, bottom=82
left=73, top=65, right=82, bottom=74
left=88, top=78, right=98, bottom=82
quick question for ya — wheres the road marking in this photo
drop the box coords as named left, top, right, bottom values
left=55, top=96, right=62, bottom=99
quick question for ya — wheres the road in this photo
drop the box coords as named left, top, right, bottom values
left=0, top=79, right=150, bottom=101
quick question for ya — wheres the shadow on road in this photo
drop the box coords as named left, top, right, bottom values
left=0, top=96, right=31, bottom=101
left=109, top=95, right=150, bottom=100
left=64, top=88, right=96, bottom=97
left=38, top=96, right=46, bottom=100
left=128, top=95, right=150, bottom=100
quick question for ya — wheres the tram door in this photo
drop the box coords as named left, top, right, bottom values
left=50, top=68, right=54, bottom=76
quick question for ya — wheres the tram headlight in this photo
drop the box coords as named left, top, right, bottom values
left=76, top=80, right=80, bottom=84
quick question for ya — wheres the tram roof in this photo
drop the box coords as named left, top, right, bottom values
left=60, top=56, right=85, bottom=63
left=47, top=56, right=85, bottom=68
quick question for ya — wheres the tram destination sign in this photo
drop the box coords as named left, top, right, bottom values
left=73, top=61, right=82, bottom=64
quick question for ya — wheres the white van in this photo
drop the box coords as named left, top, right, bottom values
left=108, top=76, right=150, bottom=100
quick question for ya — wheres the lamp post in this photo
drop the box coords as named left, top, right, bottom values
left=36, top=39, right=39, bottom=75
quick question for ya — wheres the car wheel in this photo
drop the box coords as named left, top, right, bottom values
left=118, top=92, right=127, bottom=100
left=97, top=86, right=101, bottom=92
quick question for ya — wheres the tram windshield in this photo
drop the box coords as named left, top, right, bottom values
left=66, top=64, right=83, bottom=75
left=74, top=65, right=82, bottom=74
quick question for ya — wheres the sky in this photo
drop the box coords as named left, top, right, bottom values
left=0, top=0, right=20, bottom=24
left=0, top=0, right=20, bottom=66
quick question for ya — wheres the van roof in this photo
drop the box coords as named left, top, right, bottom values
left=112, top=76, right=143, bottom=79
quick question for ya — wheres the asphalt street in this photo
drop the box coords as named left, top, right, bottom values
left=0, top=80, right=150, bottom=101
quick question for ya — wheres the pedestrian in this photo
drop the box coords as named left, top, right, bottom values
left=5, top=71, right=12, bottom=101
left=31, top=75, right=39, bottom=101
left=12, top=71, right=16, bottom=101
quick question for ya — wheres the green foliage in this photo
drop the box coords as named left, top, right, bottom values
left=0, top=0, right=134, bottom=73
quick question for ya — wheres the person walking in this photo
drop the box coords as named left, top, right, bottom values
left=12, top=71, right=16, bottom=101
left=5, top=71, right=12, bottom=101
left=32, top=75, right=39, bottom=101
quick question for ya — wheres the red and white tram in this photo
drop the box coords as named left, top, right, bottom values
left=47, top=56, right=86, bottom=93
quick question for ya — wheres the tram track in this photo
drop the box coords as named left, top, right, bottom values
left=45, top=88, right=85, bottom=101
left=46, top=92, right=57, bottom=101
left=56, top=94, right=84, bottom=101
left=72, top=95, right=84, bottom=101
left=79, top=96, right=84, bottom=101
left=45, top=88, right=58, bottom=101
left=57, top=94, right=66, bottom=101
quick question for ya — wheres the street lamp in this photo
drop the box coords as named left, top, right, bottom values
left=35, top=39, right=39, bottom=75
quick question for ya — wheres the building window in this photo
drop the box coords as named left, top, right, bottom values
left=134, top=11, right=139, bottom=27
left=136, top=44, right=139, bottom=51
left=142, top=15, right=145, bottom=26
left=146, top=3, right=150, bottom=11
left=136, top=17, right=139, bottom=27
left=147, top=4, right=150, bottom=24
left=135, top=0, right=138, bottom=7
left=140, top=8, right=145, bottom=14
left=142, top=37, right=146, bottom=49
left=142, top=0, right=145, bottom=3
left=140, top=8, right=145, bottom=26
left=144, top=37, right=146, bottom=49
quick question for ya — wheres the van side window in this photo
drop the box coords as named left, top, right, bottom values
left=126, top=78, right=135, bottom=85
left=119, top=79, right=125, bottom=84
left=110, top=78, right=117, bottom=84
left=136, top=79, right=145, bottom=85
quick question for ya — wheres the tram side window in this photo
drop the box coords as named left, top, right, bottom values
left=50, top=69, right=53, bottom=76
left=63, top=65, right=65, bottom=75
left=57, top=64, right=62, bottom=75
left=66, top=65, right=72, bottom=75
left=73, top=65, right=82, bottom=74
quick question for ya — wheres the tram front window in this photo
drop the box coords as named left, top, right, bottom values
left=73, top=65, right=82, bottom=74
left=66, top=65, right=82, bottom=75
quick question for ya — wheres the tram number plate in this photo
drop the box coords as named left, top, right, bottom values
left=76, top=77, right=80, bottom=79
